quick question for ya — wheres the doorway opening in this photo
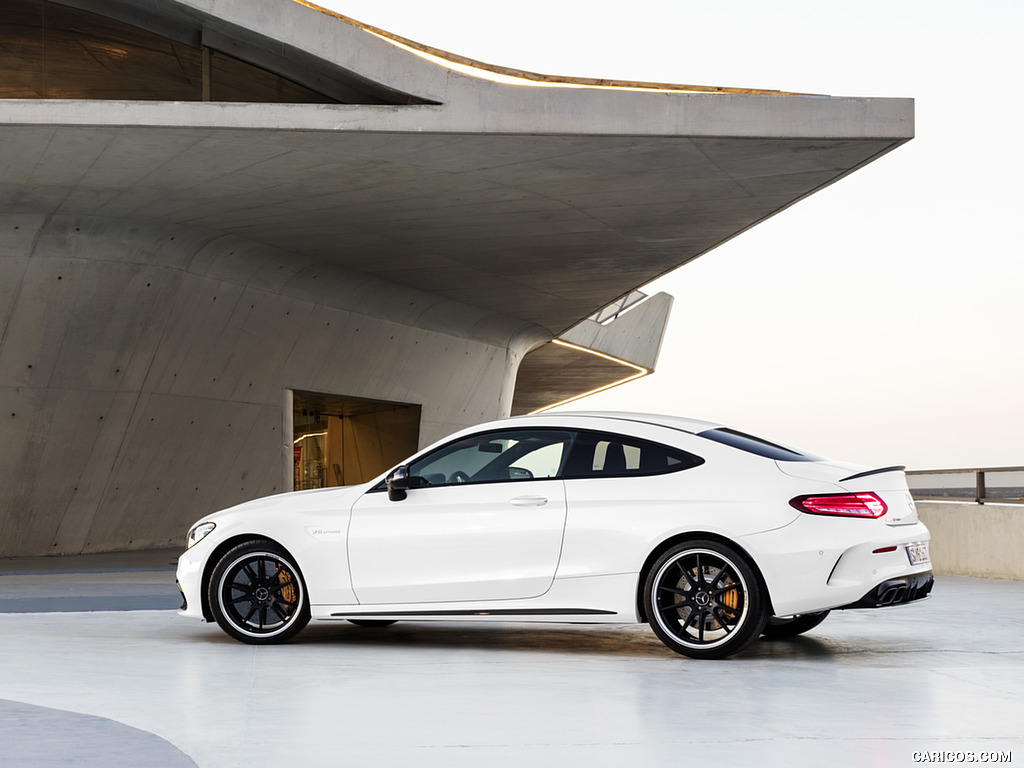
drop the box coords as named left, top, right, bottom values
left=291, top=392, right=421, bottom=491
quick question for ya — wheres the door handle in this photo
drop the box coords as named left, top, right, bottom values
left=509, top=495, right=548, bottom=508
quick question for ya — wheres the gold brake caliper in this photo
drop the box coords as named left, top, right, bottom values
left=721, top=582, right=739, bottom=618
left=277, top=566, right=296, bottom=606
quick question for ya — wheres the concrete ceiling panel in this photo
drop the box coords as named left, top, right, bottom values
left=0, top=95, right=909, bottom=335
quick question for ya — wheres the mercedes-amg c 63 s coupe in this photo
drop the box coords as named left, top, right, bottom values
left=177, top=412, right=933, bottom=659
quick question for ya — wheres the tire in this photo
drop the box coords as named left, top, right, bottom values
left=209, top=539, right=310, bottom=644
left=644, top=540, right=769, bottom=659
left=347, top=619, right=397, bottom=628
left=761, top=610, right=830, bottom=639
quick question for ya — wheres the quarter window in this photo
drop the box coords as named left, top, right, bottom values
left=562, top=432, right=703, bottom=478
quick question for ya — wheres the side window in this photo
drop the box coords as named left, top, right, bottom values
left=409, top=430, right=573, bottom=488
left=562, top=431, right=704, bottom=479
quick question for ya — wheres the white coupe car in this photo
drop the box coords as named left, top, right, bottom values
left=176, top=412, right=933, bottom=659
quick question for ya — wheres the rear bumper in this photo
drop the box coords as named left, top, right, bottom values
left=838, top=571, right=934, bottom=609
left=748, top=518, right=933, bottom=616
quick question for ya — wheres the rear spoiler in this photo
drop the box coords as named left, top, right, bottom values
left=839, top=465, right=906, bottom=483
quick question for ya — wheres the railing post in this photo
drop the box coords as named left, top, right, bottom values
left=907, top=466, right=1024, bottom=505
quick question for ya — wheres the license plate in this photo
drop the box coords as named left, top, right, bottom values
left=906, top=541, right=930, bottom=565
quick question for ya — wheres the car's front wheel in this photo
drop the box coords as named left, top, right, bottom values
left=209, top=540, right=310, bottom=644
left=644, top=540, right=768, bottom=659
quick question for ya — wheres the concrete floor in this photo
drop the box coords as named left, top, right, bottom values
left=0, top=553, right=1021, bottom=767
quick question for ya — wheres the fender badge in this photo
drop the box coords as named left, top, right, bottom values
left=305, top=526, right=344, bottom=541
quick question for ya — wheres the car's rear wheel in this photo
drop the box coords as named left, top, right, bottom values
left=645, top=540, right=768, bottom=659
left=348, top=619, right=397, bottom=628
left=761, top=610, right=830, bottom=639
left=209, top=540, right=310, bottom=644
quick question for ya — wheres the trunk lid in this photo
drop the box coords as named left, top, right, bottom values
left=776, top=460, right=919, bottom=525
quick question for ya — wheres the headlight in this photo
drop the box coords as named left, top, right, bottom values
left=187, top=521, right=216, bottom=549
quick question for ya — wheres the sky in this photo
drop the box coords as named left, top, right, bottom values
left=314, top=0, right=1023, bottom=470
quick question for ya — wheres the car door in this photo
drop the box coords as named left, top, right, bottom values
left=348, top=429, right=572, bottom=604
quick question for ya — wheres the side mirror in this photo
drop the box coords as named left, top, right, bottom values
left=386, top=466, right=410, bottom=502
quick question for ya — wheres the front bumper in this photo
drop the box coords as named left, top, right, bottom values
left=176, top=547, right=207, bottom=621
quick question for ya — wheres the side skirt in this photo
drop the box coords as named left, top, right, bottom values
left=328, top=608, right=616, bottom=618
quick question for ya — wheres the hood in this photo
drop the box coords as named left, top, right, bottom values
left=199, top=483, right=367, bottom=526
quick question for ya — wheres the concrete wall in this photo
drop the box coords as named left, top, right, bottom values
left=0, top=213, right=538, bottom=557
left=916, top=501, right=1024, bottom=580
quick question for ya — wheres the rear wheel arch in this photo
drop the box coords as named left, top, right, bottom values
left=635, top=531, right=774, bottom=623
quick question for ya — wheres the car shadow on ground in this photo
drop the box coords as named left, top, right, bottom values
left=192, top=619, right=842, bottom=660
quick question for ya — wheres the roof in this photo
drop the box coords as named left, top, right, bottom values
left=514, top=410, right=724, bottom=434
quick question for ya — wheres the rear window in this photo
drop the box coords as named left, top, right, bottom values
left=696, top=428, right=821, bottom=462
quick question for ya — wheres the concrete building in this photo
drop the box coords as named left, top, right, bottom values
left=0, top=0, right=914, bottom=557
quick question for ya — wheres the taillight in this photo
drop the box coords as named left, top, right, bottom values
left=790, top=492, right=887, bottom=518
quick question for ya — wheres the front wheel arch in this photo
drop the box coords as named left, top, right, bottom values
left=635, top=532, right=774, bottom=623
left=207, top=538, right=311, bottom=643
left=200, top=534, right=300, bottom=622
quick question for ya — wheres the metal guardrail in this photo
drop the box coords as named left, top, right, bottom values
left=906, top=466, right=1024, bottom=505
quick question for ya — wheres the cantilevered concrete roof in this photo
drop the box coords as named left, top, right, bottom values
left=0, top=0, right=914, bottom=416
left=1, top=0, right=913, bottom=336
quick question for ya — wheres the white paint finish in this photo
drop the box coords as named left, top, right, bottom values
left=315, top=572, right=640, bottom=623
left=747, top=514, right=931, bottom=616
left=349, top=480, right=567, bottom=603
left=557, top=469, right=799, bottom=579
left=177, top=412, right=933, bottom=653
left=180, top=485, right=365, bottom=608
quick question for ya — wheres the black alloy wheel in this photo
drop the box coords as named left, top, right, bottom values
left=209, top=540, right=310, bottom=644
left=645, top=540, right=768, bottom=659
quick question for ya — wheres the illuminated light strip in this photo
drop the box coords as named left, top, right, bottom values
left=365, top=34, right=705, bottom=93
left=292, top=1, right=805, bottom=96
left=529, top=339, right=649, bottom=414
left=293, top=431, right=327, bottom=445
